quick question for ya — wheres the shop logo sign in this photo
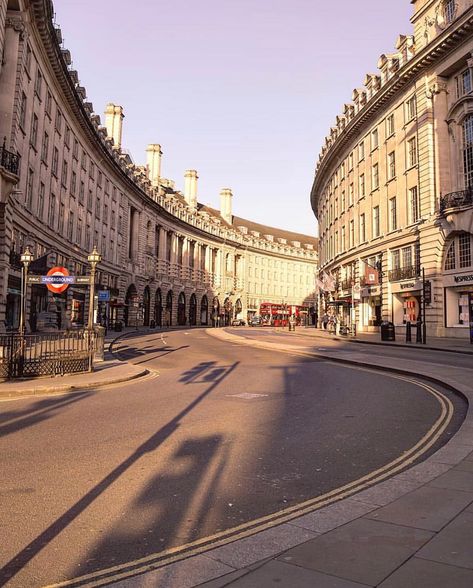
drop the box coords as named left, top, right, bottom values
left=454, top=275, right=473, bottom=283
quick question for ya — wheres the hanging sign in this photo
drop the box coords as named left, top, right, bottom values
left=44, top=267, right=72, bottom=294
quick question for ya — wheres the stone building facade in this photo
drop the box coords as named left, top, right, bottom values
left=311, top=0, right=473, bottom=339
left=0, top=0, right=317, bottom=332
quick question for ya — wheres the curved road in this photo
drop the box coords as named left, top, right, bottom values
left=0, top=328, right=466, bottom=587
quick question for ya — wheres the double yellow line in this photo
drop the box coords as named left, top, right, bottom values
left=46, top=362, right=454, bottom=587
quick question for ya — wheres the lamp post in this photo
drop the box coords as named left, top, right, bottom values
left=19, top=246, right=34, bottom=335
left=87, top=246, right=101, bottom=371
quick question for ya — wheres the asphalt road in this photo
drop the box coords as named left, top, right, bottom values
left=0, top=328, right=466, bottom=587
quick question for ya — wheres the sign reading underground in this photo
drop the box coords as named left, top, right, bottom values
left=43, top=267, right=74, bottom=294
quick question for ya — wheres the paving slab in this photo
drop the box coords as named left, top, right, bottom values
left=276, top=518, right=433, bottom=586
left=349, top=477, right=423, bottom=507
left=416, top=510, right=473, bottom=569
left=288, top=498, right=377, bottom=534
left=209, top=560, right=370, bottom=588
left=454, top=460, right=473, bottom=473
left=428, top=469, right=473, bottom=493
left=365, top=485, right=473, bottom=531
left=206, top=524, right=318, bottom=569
left=394, top=461, right=451, bottom=484
left=111, top=554, right=235, bottom=588
left=378, top=556, right=473, bottom=588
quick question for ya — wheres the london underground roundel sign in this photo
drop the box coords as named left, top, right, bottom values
left=45, top=266, right=71, bottom=294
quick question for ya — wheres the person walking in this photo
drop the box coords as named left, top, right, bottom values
left=322, top=312, right=329, bottom=330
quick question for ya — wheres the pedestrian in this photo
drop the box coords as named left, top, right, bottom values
left=322, top=312, right=329, bottom=330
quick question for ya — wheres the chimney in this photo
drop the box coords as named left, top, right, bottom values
left=146, top=144, right=162, bottom=188
left=184, top=170, right=198, bottom=209
left=220, top=188, right=233, bottom=224
left=104, top=103, right=124, bottom=148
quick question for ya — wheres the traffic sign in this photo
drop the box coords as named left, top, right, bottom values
left=98, top=290, right=110, bottom=302
left=45, top=267, right=71, bottom=294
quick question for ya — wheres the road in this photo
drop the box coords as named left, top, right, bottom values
left=0, top=328, right=466, bottom=587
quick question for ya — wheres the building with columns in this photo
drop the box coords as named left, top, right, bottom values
left=0, top=0, right=317, bottom=332
left=310, top=0, right=473, bottom=339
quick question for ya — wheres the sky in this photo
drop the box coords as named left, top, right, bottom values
left=53, top=0, right=413, bottom=237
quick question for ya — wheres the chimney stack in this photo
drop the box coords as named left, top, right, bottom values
left=104, top=103, right=124, bottom=148
left=146, top=144, right=162, bottom=188
left=220, top=188, right=233, bottom=224
left=184, top=170, right=198, bottom=210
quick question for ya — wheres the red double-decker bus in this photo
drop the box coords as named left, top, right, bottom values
left=259, top=303, right=309, bottom=327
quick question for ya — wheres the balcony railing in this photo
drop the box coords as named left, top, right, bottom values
left=0, top=144, right=20, bottom=176
left=341, top=279, right=353, bottom=290
left=388, top=265, right=419, bottom=282
left=440, top=188, right=473, bottom=212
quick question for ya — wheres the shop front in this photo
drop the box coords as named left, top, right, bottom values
left=391, top=279, right=422, bottom=328
left=443, top=272, right=473, bottom=339
left=360, top=285, right=382, bottom=332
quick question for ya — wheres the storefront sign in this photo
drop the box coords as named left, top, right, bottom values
left=391, top=280, right=422, bottom=293
left=361, top=285, right=381, bottom=297
left=454, top=274, right=473, bottom=284
left=469, top=293, right=473, bottom=344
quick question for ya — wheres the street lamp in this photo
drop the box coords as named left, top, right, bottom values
left=19, top=246, right=34, bottom=335
left=87, top=246, right=101, bottom=371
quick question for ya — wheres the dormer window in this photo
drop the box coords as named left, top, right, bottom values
left=444, top=0, right=456, bottom=24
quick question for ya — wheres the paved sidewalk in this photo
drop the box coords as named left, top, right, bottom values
left=283, top=325, right=473, bottom=354
left=109, top=328, right=473, bottom=588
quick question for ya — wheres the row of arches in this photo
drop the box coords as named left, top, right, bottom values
left=123, top=284, right=243, bottom=328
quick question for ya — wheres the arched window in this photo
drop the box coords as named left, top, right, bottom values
left=463, top=114, right=473, bottom=188
left=445, top=241, right=456, bottom=271
left=200, top=295, right=208, bottom=325
left=189, top=294, right=197, bottom=326
left=177, top=292, right=186, bottom=325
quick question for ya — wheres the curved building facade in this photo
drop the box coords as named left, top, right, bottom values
left=311, top=0, right=473, bottom=339
left=0, top=0, right=317, bottom=332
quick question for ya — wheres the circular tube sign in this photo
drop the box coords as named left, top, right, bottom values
left=45, top=267, right=71, bottom=294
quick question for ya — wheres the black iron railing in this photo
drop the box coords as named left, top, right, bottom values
left=388, top=265, right=419, bottom=282
left=440, top=188, right=473, bottom=212
left=0, top=329, right=104, bottom=379
left=0, top=144, right=20, bottom=176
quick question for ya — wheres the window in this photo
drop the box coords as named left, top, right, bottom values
left=348, top=152, right=354, bottom=170
left=73, top=139, right=79, bottom=160
left=373, top=206, right=380, bottom=238
left=59, top=202, right=65, bottom=233
left=405, top=95, right=416, bottom=121
left=52, top=147, right=59, bottom=176
left=349, top=183, right=354, bottom=206
left=463, top=114, right=473, bottom=188
left=87, top=189, right=92, bottom=210
left=85, top=224, right=91, bottom=250
left=392, top=249, right=400, bottom=269
left=459, top=233, right=471, bottom=268
left=371, top=128, right=379, bottom=150
left=41, top=131, right=49, bottom=162
left=340, top=162, right=345, bottom=179
left=64, top=126, right=71, bottom=149
left=372, top=163, right=379, bottom=190
left=407, top=137, right=417, bottom=168
left=30, top=113, right=38, bottom=148
left=77, top=217, right=83, bottom=246
left=70, top=171, right=77, bottom=196
left=358, top=141, right=365, bottom=161
left=19, top=92, right=27, bottom=130
left=359, top=213, right=366, bottom=243
left=388, top=151, right=396, bottom=179
left=38, top=182, right=45, bottom=220
left=81, top=150, right=87, bottom=171
left=341, top=190, right=346, bottom=211
left=409, top=186, right=419, bottom=223
left=359, top=174, right=365, bottom=198
left=445, top=241, right=456, bottom=270
left=48, top=194, right=56, bottom=227
left=26, top=168, right=34, bottom=208
left=389, top=196, right=397, bottom=230
left=96, top=196, right=101, bottom=219
left=89, top=161, right=95, bottom=180
left=402, top=246, right=412, bottom=268
left=55, top=108, right=63, bottom=134
left=25, top=44, right=32, bottom=72
left=386, top=113, right=395, bottom=137
left=349, top=220, right=355, bottom=248
left=456, top=68, right=472, bottom=99
left=68, top=211, right=74, bottom=241
left=341, top=225, right=346, bottom=252
left=444, top=0, right=456, bottom=23
left=79, top=181, right=85, bottom=203
left=45, top=91, right=52, bottom=117
left=34, top=68, right=43, bottom=98
left=61, top=159, right=68, bottom=187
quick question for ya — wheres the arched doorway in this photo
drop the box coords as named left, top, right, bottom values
left=200, top=295, right=208, bottom=325
left=143, top=286, right=151, bottom=326
left=189, top=293, right=197, bottom=326
left=235, top=298, right=242, bottom=320
left=155, top=288, right=162, bottom=327
left=177, top=292, right=186, bottom=326
left=223, top=297, right=233, bottom=326
left=166, top=290, right=173, bottom=326
left=212, top=296, right=220, bottom=327
left=124, top=284, right=138, bottom=327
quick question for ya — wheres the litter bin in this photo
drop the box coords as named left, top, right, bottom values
left=114, top=321, right=123, bottom=332
left=380, top=321, right=395, bottom=341
left=150, top=320, right=156, bottom=329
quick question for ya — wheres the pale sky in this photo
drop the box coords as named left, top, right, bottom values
left=53, top=0, right=413, bottom=237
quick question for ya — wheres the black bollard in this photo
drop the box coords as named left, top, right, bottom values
left=406, top=321, right=412, bottom=343
left=416, top=319, right=422, bottom=343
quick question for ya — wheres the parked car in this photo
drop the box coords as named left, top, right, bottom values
left=231, top=318, right=246, bottom=326
left=249, top=316, right=263, bottom=327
